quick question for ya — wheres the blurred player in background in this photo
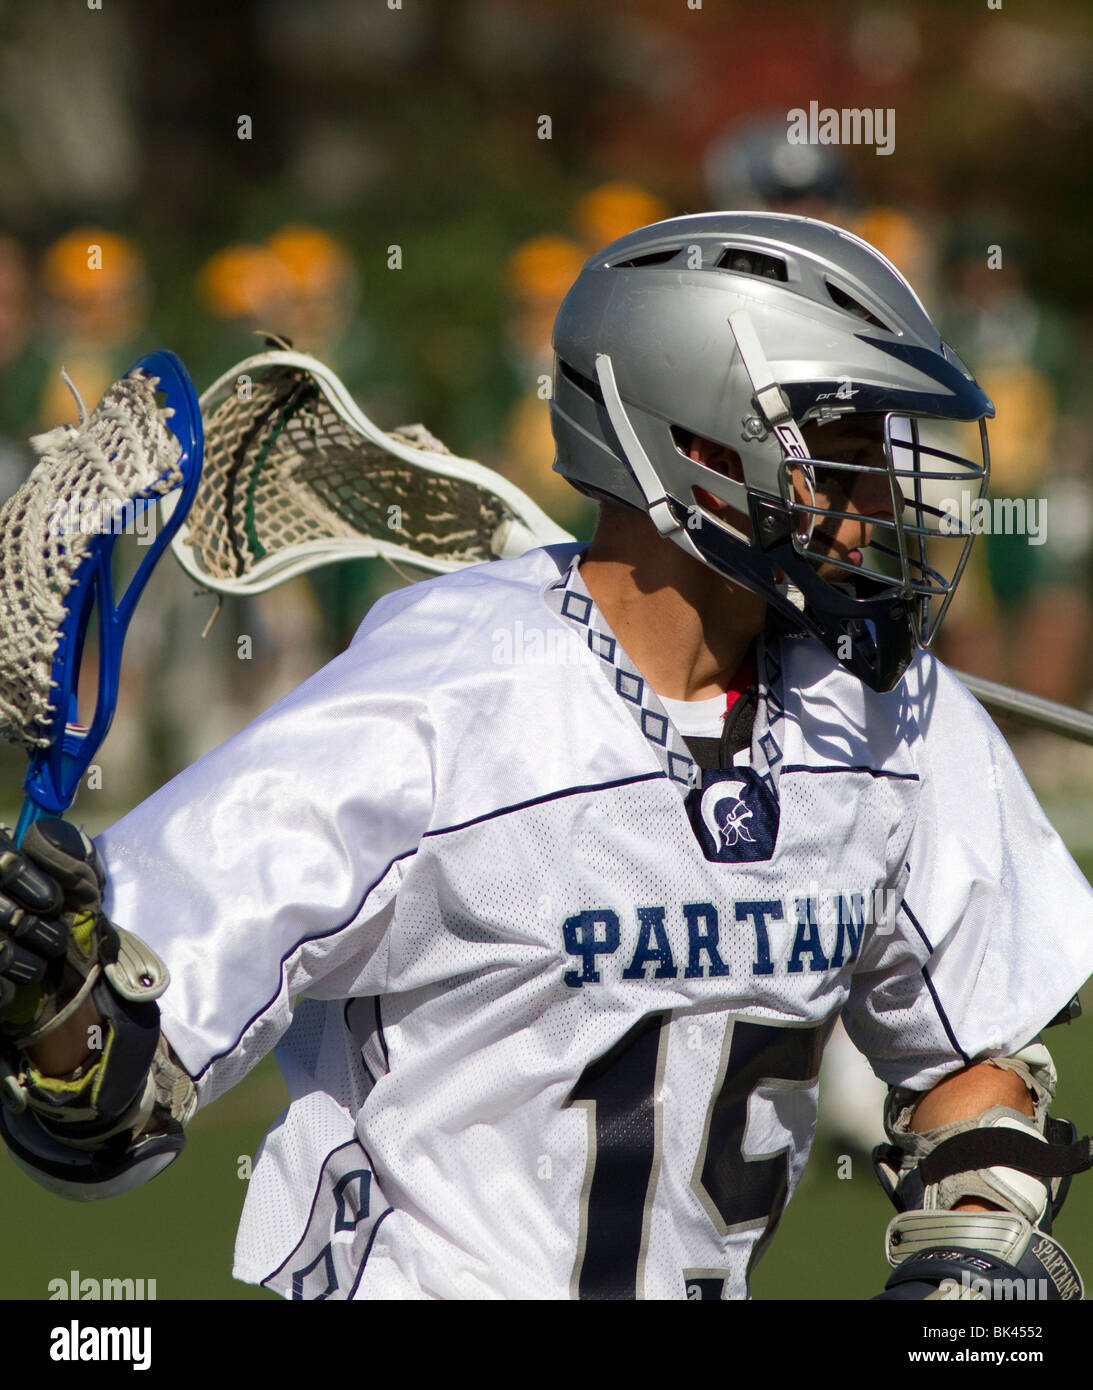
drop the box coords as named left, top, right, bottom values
left=37, top=228, right=150, bottom=429
left=195, top=227, right=359, bottom=712
left=703, top=114, right=857, bottom=225
left=938, top=213, right=1093, bottom=712
left=0, top=237, right=35, bottom=504
left=501, top=181, right=671, bottom=540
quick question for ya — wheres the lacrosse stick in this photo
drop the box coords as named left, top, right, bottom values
left=952, top=670, right=1093, bottom=747
left=166, top=347, right=571, bottom=597
left=169, top=347, right=1093, bottom=747
left=0, top=351, right=204, bottom=845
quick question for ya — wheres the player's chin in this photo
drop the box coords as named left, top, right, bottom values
left=778, top=518, right=866, bottom=587
left=808, top=535, right=867, bottom=582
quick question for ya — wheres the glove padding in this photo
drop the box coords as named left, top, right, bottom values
left=0, top=819, right=169, bottom=1142
left=0, top=820, right=167, bottom=1046
left=0, top=825, right=72, bottom=1016
left=875, top=1207, right=1083, bottom=1300
left=2, top=819, right=110, bottom=1050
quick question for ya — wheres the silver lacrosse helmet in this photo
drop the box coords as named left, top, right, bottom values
left=550, top=211, right=992, bottom=691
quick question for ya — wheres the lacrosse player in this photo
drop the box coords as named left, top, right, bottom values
left=3, top=213, right=1092, bottom=1300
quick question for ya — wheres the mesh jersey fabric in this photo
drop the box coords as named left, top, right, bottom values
left=96, top=542, right=1093, bottom=1299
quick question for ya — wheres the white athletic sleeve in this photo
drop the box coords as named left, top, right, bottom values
left=842, top=656, right=1093, bottom=1092
left=97, top=593, right=436, bottom=1107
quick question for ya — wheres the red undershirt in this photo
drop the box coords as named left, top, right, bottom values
left=724, top=645, right=757, bottom=717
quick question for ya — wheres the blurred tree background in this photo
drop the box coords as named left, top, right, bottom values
left=1, top=0, right=1091, bottom=453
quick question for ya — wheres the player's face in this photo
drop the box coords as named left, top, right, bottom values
left=688, top=415, right=900, bottom=581
left=794, top=415, right=899, bottom=577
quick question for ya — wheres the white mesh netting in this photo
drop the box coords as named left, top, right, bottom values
left=0, top=370, right=182, bottom=749
left=181, top=364, right=516, bottom=585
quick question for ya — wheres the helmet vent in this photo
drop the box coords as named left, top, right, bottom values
left=715, top=248, right=788, bottom=281
left=612, top=249, right=681, bottom=269
left=557, top=358, right=605, bottom=405
left=825, top=280, right=892, bottom=331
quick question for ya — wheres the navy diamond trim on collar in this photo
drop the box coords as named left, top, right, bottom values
left=616, top=669, right=645, bottom=704
left=590, top=631, right=616, bottom=662
left=543, top=555, right=698, bottom=791
left=668, top=751, right=697, bottom=786
left=561, top=589, right=592, bottom=625
left=542, top=551, right=787, bottom=801
left=641, top=708, right=669, bottom=745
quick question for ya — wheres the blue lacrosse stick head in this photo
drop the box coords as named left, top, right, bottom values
left=16, top=351, right=204, bottom=844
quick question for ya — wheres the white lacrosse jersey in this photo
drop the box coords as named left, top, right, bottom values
left=98, top=543, right=1093, bottom=1300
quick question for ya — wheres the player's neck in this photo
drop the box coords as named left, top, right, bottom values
left=579, top=512, right=767, bottom=702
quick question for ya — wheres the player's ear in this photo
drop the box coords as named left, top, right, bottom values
left=688, top=435, right=744, bottom=482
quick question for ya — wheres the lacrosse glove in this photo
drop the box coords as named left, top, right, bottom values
left=0, top=819, right=176, bottom=1147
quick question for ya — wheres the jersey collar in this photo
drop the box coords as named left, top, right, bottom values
left=542, top=548, right=786, bottom=799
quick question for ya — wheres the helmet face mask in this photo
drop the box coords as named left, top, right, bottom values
left=550, top=211, right=993, bottom=692
left=779, top=411, right=990, bottom=648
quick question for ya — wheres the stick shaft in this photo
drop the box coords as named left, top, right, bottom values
left=953, top=670, right=1093, bottom=746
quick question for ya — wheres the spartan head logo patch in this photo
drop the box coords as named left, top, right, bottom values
left=685, top=768, right=779, bottom=863
left=712, top=793, right=754, bottom=848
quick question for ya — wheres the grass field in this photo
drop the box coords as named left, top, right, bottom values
left=0, top=794, right=1089, bottom=1301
